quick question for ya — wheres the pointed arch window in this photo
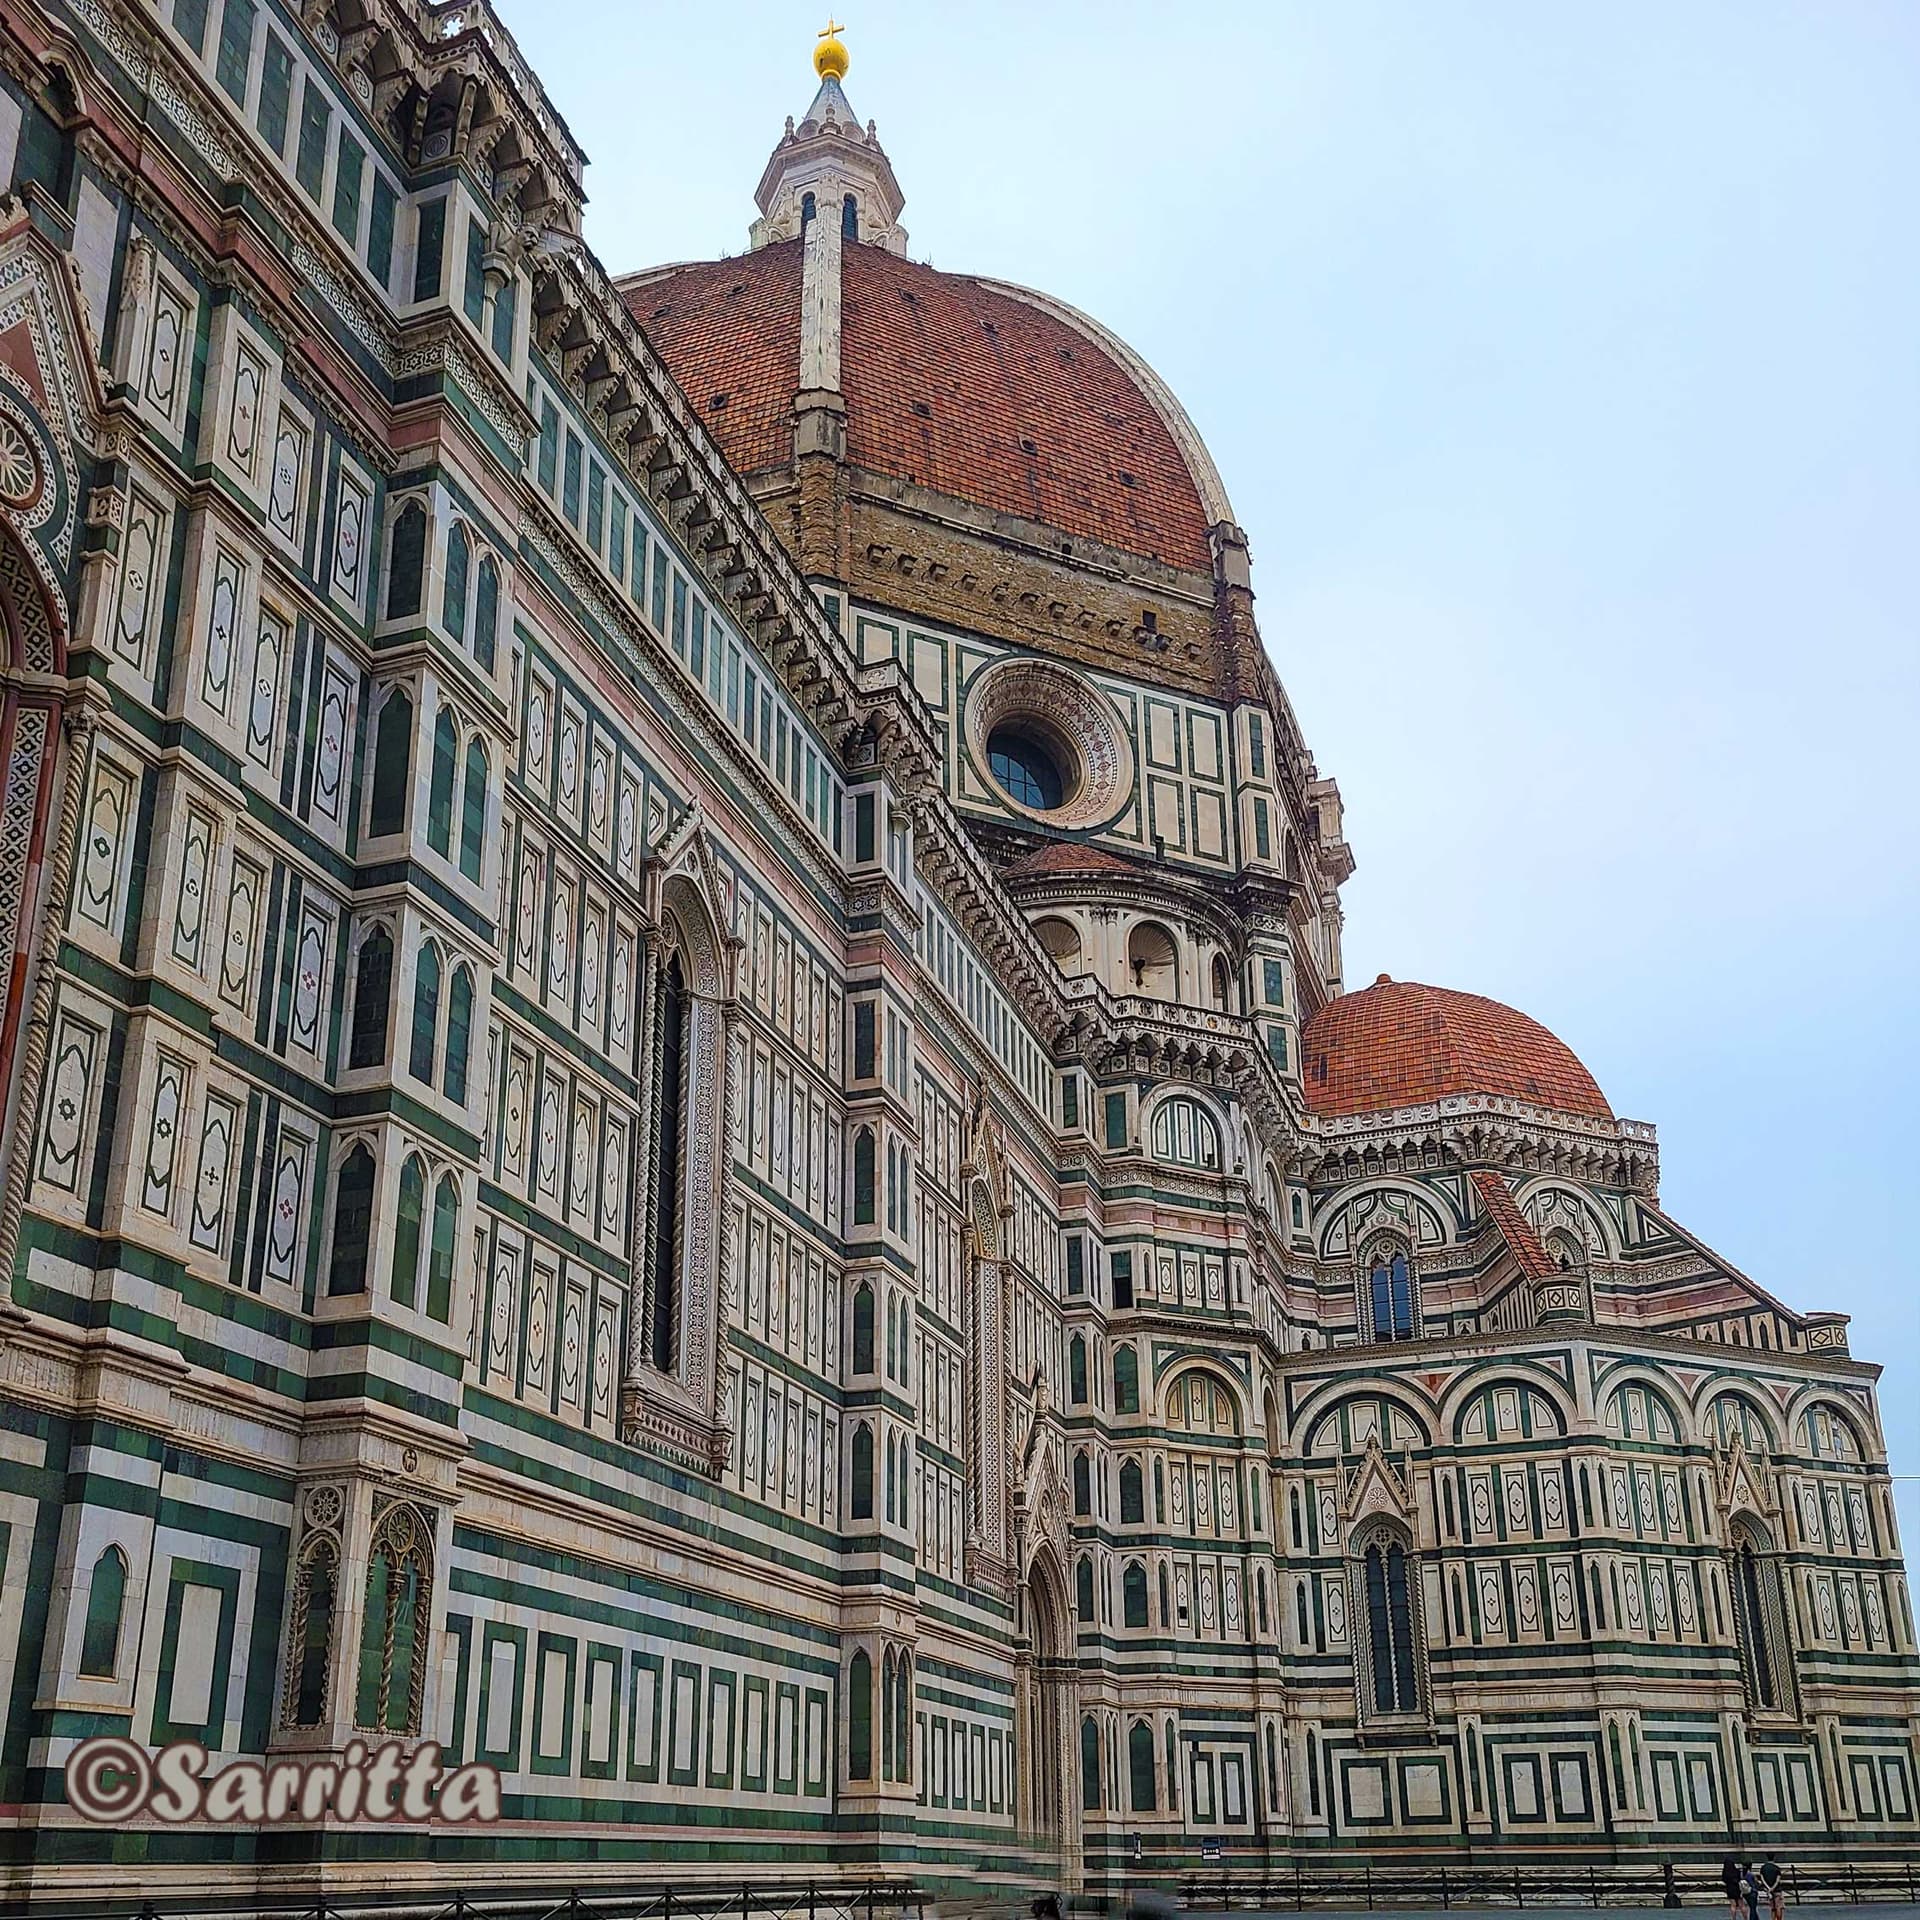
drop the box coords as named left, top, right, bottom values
left=385, top=499, right=426, bottom=620
left=444, top=965, right=474, bottom=1106
left=1367, top=1246, right=1416, bottom=1342
left=1355, top=1524, right=1423, bottom=1717
left=852, top=1127, right=876, bottom=1226
left=894, top=1650, right=912, bottom=1783
left=1112, top=1344, right=1139, bottom=1415
left=459, top=739, right=488, bottom=882
left=851, top=1422, right=874, bottom=1521
left=1075, top=1556, right=1095, bottom=1624
left=391, top=1155, right=425, bottom=1310
left=1129, top=1719, right=1157, bottom=1812
left=852, top=1281, right=875, bottom=1374
left=881, top=1649, right=896, bottom=1780
left=427, top=1174, right=458, bottom=1324
left=1119, top=1458, right=1144, bottom=1525
left=1080, top=1715, right=1101, bottom=1809
left=442, top=522, right=470, bottom=643
left=355, top=1504, right=432, bottom=1734
left=410, top=941, right=441, bottom=1084
left=649, top=950, right=687, bottom=1372
left=848, top=1647, right=872, bottom=1780
left=369, top=689, right=412, bottom=838
left=79, top=1546, right=128, bottom=1678
left=1073, top=1449, right=1091, bottom=1517
left=285, top=1532, right=337, bottom=1728
left=427, top=708, right=457, bottom=856
left=1123, top=1560, right=1149, bottom=1628
left=473, top=556, right=500, bottom=672
left=1069, top=1333, right=1088, bottom=1405
left=841, top=193, right=858, bottom=241
left=327, top=1145, right=375, bottom=1295
left=349, top=925, right=392, bottom=1069
left=800, top=191, right=816, bottom=230
left=1732, top=1519, right=1791, bottom=1713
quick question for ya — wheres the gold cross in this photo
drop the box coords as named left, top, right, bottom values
left=819, top=18, right=844, bottom=40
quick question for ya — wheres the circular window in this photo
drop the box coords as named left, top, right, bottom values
left=988, top=725, right=1066, bottom=812
left=965, top=658, right=1134, bottom=831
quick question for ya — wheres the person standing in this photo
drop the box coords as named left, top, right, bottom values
left=1758, top=1855, right=1784, bottom=1920
left=1722, top=1856, right=1745, bottom=1920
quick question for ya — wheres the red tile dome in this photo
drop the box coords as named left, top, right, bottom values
left=625, top=240, right=1217, bottom=573
left=1301, top=976, right=1613, bottom=1122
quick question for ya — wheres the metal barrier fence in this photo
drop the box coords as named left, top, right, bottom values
left=1177, top=1859, right=1920, bottom=1910
left=0, top=1883, right=931, bottom=1920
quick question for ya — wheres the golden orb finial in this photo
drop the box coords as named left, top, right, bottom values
left=814, top=18, right=849, bottom=83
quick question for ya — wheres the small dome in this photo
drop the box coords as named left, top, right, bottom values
left=814, top=23, right=849, bottom=83
left=1301, top=978, right=1612, bottom=1122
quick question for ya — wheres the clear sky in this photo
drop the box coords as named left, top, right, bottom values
left=508, top=3, right=1920, bottom=1538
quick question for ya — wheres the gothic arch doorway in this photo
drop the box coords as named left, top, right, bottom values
left=1019, top=1548, right=1078, bottom=1873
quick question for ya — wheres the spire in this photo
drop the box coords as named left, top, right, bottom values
left=750, top=23, right=907, bottom=254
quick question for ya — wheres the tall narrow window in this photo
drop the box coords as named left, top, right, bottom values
left=1069, top=1334, right=1088, bottom=1405
left=800, top=191, right=816, bottom=230
left=328, top=1146, right=375, bottom=1295
left=391, top=1155, right=424, bottom=1310
left=1112, top=1344, right=1139, bottom=1415
left=410, top=942, right=441, bottom=1085
left=894, top=1652, right=912, bottom=1783
left=1360, top=1530, right=1422, bottom=1715
left=459, top=739, right=488, bottom=882
left=1073, top=1451, right=1091, bottom=1517
left=385, top=500, right=426, bottom=620
left=1120, top=1458, right=1144, bottom=1525
left=1123, top=1561, right=1149, bottom=1628
left=427, top=1175, right=457, bottom=1324
left=473, top=556, right=499, bottom=672
left=881, top=1650, right=896, bottom=1781
left=1368, top=1248, right=1415, bottom=1341
left=349, top=926, right=392, bottom=1069
left=1734, top=1523, right=1784, bottom=1711
left=852, top=1127, right=876, bottom=1226
left=427, top=708, right=457, bottom=856
left=852, top=1282, right=875, bottom=1374
left=851, top=1423, right=874, bottom=1521
left=1129, top=1720, right=1157, bottom=1812
left=369, top=690, right=412, bottom=838
left=1076, top=1557, right=1095, bottom=1624
left=285, top=1536, right=337, bottom=1727
left=355, top=1504, right=431, bottom=1734
left=649, top=952, right=686, bottom=1372
left=442, top=522, right=470, bottom=643
left=444, top=966, right=473, bottom=1106
left=848, top=1648, right=872, bottom=1780
left=78, top=1546, right=128, bottom=1678
left=1081, top=1715, right=1101, bottom=1810
left=841, top=194, right=859, bottom=241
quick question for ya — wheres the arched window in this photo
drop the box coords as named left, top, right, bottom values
left=1075, top=1556, right=1095, bottom=1624
left=1148, top=1096, right=1222, bottom=1171
left=410, top=941, right=441, bottom=1084
left=369, top=689, right=412, bottom=838
left=442, top=522, right=470, bottom=643
left=1129, top=1719, right=1157, bottom=1812
left=354, top=1503, right=431, bottom=1734
left=848, top=1648, right=872, bottom=1780
left=1366, top=1246, right=1416, bottom=1342
left=1210, top=954, right=1231, bottom=1010
left=1126, top=920, right=1178, bottom=998
left=1357, top=1527, right=1422, bottom=1716
left=444, top=965, right=474, bottom=1106
left=1257, top=1566, right=1270, bottom=1634
left=894, top=1651, right=911, bottom=1783
left=852, top=1127, right=876, bottom=1226
left=1080, top=1714, right=1101, bottom=1810
left=885, top=1433, right=898, bottom=1526
left=328, top=1145, right=375, bottom=1295
left=1033, top=916, right=1082, bottom=976
left=427, top=1174, right=458, bottom=1324
left=349, top=925, right=393, bottom=1070
left=1732, top=1520, right=1790, bottom=1712
left=841, top=193, right=858, bottom=241
left=852, top=1282, right=875, bottom=1374
left=385, top=499, right=426, bottom=620
left=1159, top=1563, right=1171, bottom=1628
left=1069, top=1333, right=1088, bottom=1404
left=800, top=190, right=816, bottom=229
left=459, top=739, right=488, bottom=882
left=1119, top=1458, right=1144, bottom=1525
left=473, top=555, right=500, bottom=672
left=1123, top=1561, right=1148, bottom=1628
left=427, top=708, right=458, bottom=856
left=649, top=951, right=688, bottom=1373
left=1112, top=1344, right=1139, bottom=1415
left=391, top=1155, right=425, bottom=1310
left=881, top=1649, right=896, bottom=1780
left=78, top=1546, right=127, bottom=1678
left=1073, top=1449, right=1091, bottom=1517
left=851, top=1423, right=874, bottom=1521
left=285, top=1533, right=337, bottom=1728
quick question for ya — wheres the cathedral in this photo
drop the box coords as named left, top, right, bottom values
left=0, top=0, right=1910, bottom=1902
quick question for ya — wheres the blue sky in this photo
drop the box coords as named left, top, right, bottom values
left=510, top=4, right=1920, bottom=1537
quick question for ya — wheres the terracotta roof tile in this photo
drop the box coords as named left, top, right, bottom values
left=1003, top=842, right=1147, bottom=880
left=623, top=243, right=1213, bottom=572
left=1301, top=977, right=1613, bottom=1122
left=1470, top=1169, right=1558, bottom=1282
